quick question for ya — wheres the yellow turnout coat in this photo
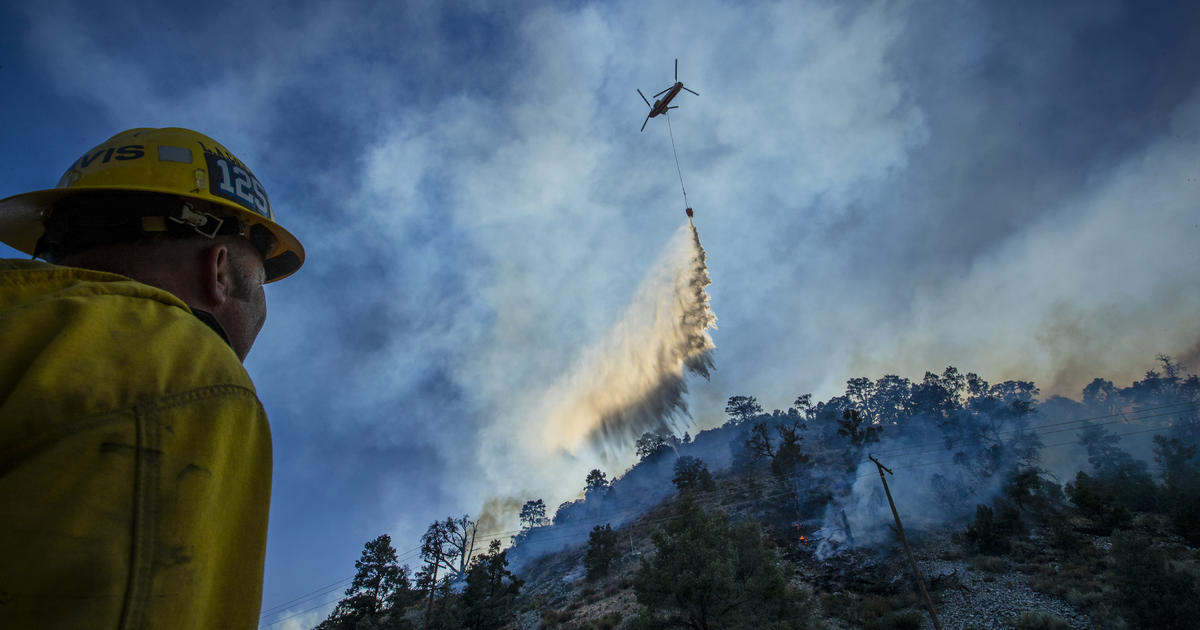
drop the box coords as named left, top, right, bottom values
left=0, top=259, right=271, bottom=629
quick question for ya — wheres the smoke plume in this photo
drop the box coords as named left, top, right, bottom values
left=474, top=495, right=524, bottom=549
left=537, top=221, right=716, bottom=459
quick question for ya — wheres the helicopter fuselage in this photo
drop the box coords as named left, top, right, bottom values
left=648, top=83, right=685, bottom=118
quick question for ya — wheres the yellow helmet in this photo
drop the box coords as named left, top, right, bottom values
left=0, top=127, right=304, bottom=282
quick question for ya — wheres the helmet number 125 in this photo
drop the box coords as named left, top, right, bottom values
left=208, top=155, right=270, bottom=217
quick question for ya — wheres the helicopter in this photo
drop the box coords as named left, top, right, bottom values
left=638, top=59, right=699, bottom=132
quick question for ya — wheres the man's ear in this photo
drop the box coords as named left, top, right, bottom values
left=201, top=242, right=232, bottom=307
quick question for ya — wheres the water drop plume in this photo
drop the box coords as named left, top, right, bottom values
left=539, top=220, right=716, bottom=458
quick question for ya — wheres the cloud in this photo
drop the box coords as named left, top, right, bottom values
left=9, top=0, right=1200, bottom=613
left=844, top=87, right=1200, bottom=397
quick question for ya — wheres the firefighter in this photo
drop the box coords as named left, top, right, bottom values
left=0, top=127, right=305, bottom=628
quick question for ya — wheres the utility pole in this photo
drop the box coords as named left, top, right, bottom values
left=869, top=454, right=943, bottom=630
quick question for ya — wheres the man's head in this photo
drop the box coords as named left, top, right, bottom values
left=0, top=127, right=307, bottom=360
left=50, top=232, right=268, bottom=361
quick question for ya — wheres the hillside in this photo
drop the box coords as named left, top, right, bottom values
left=511, top=466, right=1198, bottom=629
left=313, top=358, right=1200, bottom=629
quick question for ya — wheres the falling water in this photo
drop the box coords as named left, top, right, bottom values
left=538, top=220, right=716, bottom=458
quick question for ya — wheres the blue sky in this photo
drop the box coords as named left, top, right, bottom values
left=3, top=1, right=1199, bottom=626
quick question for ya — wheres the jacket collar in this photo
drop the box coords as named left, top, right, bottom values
left=190, top=308, right=232, bottom=349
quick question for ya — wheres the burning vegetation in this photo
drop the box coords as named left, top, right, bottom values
left=313, top=356, right=1200, bottom=629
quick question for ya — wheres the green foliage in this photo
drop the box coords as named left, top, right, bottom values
left=964, top=504, right=1019, bottom=554
left=458, top=540, right=522, bottom=630
left=633, top=498, right=810, bottom=629
left=519, top=499, right=547, bottom=530
left=837, top=408, right=880, bottom=447
left=636, top=432, right=679, bottom=460
left=965, top=504, right=1002, bottom=553
left=585, top=469, right=610, bottom=496
left=1155, top=435, right=1200, bottom=543
left=1003, top=467, right=1056, bottom=514
left=1012, top=612, right=1071, bottom=630
left=865, top=610, right=925, bottom=630
left=1076, top=421, right=1158, bottom=512
left=584, top=524, right=620, bottom=581
left=856, top=594, right=925, bottom=630
left=672, top=455, right=716, bottom=493
left=744, top=417, right=813, bottom=480
left=316, top=534, right=416, bottom=630
left=1111, top=530, right=1200, bottom=629
left=1065, top=471, right=1132, bottom=534
left=725, top=395, right=763, bottom=426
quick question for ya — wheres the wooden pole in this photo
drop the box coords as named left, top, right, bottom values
left=423, top=559, right=438, bottom=630
left=869, top=455, right=943, bottom=630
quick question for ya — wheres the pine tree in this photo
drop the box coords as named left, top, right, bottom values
left=316, top=534, right=414, bottom=630
left=633, top=498, right=809, bottom=629
left=584, top=524, right=620, bottom=580
left=459, top=540, right=522, bottom=630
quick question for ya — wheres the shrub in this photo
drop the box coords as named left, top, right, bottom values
left=865, top=609, right=925, bottom=630
left=965, top=505, right=1010, bottom=554
left=1065, top=471, right=1132, bottom=533
left=971, top=555, right=1008, bottom=573
left=1048, top=518, right=1084, bottom=554
left=1012, top=612, right=1071, bottom=630
left=1111, top=530, right=1200, bottom=629
left=595, top=612, right=622, bottom=630
left=584, top=524, right=620, bottom=581
left=672, top=455, right=717, bottom=493
left=633, top=498, right=811, bottom=628
left=1155, top=436, right=1200, bottom=544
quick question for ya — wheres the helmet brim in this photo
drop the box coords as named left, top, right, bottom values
left=0, top=186, right=304, bottom=282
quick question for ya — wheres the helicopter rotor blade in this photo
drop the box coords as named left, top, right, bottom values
left=674, top=58, right=678, bottom=81
left=683, top=86, right=699, bottom=96
left=637, top=89, right=651, bottom=107
left=641, top=113, right=651, bottom=132
left=653, top=86, right=671, bottom=98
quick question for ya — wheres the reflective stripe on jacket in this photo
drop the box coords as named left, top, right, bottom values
left=0, top=259, right=271, bottom=629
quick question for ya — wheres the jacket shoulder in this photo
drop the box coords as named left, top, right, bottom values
left=0, top=260, right=257, bottom=422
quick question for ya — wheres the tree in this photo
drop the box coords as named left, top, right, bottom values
left=438, top=515, right=479, bottom=579
left=1065, top=471, right=1131, bottom=533
left=636, top=432, right=676, bottom=459
left=585, top=524, right=620, bottom=580
left=745, top=422, right=776, bottom=460
left=633, top=498, right=810, bottom=629
left=1081, top=377, right=1120, bottom=415
left=837, top=408, right=879, bottom=447
left=771, top=420, right=811, bottom=478
left=725, top=395, right=763, bottom=426
left=317, top=534, right=414, bottom=630
left=672, top=456, right=716, bottom=493
left=418, top=520, right=449, bottom=628
left=1155, top=436, right=1200, bottom=543
left=1111, top=530, right=1200, bottom=629
left=585, top=469, right=610, bottom=497
left=1076, top=421, right=1157, bottom=512
left=459, top=540, right=522, bottom=630
left=519, top=499, right=547, bottom=531
left=416, top=514, right=478, bottom=628
left=791, top=393, right=813, bottom=418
